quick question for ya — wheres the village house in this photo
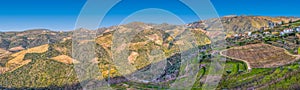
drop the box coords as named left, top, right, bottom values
left=248, top=32, right=252, bottom=36
left=268, top=21, right=276, bottom=29
left=252, top=34, right=259, bottom=38
left=281, top=28, right=294, bottom=35
left=280, top=32, right=285, bottom=36
left=263, top=31, right=271, bottom=35
left=234, top=34, right=239, bottom=38
left=295, top=26, right=300, bottom=32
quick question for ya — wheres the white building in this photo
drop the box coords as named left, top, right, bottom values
left=296, top=26, right=300, bottom=32
left=263, top=32, right=270, bottom=35
left=234, top=34, right=239, bottom=37
left=283, top=29, right=293, bottom=34
left=248, top=32, right=252, bottom=36
left=280, top=32, right=285, bottom=36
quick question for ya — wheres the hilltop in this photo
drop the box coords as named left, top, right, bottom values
left=188, top=16, right=300, bottom=35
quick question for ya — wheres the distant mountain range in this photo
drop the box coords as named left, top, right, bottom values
left=0, top=16, right=296, bottom=52
left=188, top=16, right=299, bottom=35
left=0, top=16, right=298, bottom=51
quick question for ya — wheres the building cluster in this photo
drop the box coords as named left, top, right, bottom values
left=268, top=21, right=281, bottom=29
left=280, top=26, right=300, bottom=36
left=229, top=26, right=300, bottom=39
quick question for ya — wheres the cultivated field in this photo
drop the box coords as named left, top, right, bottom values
left=221, top=43, right=300, bottom=69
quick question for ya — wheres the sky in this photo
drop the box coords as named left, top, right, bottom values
left=0, top=0, right=300, bottom=31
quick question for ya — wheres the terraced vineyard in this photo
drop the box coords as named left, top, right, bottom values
left=221, top=43, right=300, bottom=69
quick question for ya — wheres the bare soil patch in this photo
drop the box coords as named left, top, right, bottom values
left=221, top=44, right=299, bottom=69
left=5, top=44, right=49, bottom=72
left=51, top=55, right=79, bottom=64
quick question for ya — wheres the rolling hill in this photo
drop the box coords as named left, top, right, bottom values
left=188, top=16, right=300, bottom=35
left=0, top=22, right=210, bottom=89
left=1, top=16, right=300, bottom=89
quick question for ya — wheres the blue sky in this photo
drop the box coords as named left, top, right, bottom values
left=0, top=0, right=299, bottom=31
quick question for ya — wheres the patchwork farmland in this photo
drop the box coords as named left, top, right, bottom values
left=221, top=44, right=300, bottom=69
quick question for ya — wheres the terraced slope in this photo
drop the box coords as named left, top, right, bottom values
left=221, top=43, right=300, bottom=69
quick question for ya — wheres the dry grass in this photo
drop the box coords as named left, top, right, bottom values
left=5, top=44, right=49, bottom=72
left=51, top=55, right=79, bottom=64
left=128, top=52, right=139, bottom=64
left=95, top=33, right=113, bottom=58
left=96, top=33, right=112, bottom=48
left=0, top=48, right=11, bottom=59
left=221, top=43, right=300, bottom=69
left=8, top=59, right=32, bottom=72
left=145, top=34, right=163, bottom=45
left=62, top=36, right=72, bottom=42
left=0, top=67, right=9, bottom=74
left=54, top=47, right=68, bottom=55
left=11, top=44, right=49, bottom=57
left=98, top=64, right=119, bottom=79
left=8, top=46, right=24, bottom=51
left=296, top=33, right=300, bottom=39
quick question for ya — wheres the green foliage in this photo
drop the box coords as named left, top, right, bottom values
left=298, top=47, right=300, bottom=55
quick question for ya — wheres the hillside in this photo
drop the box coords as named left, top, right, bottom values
left=0, top=22, right=211, bottom=89
left=188, top=16, right=300, bottom=35
left=95, top=22, right=210, bottom=78
left=0, top=29, right=72, bottom=51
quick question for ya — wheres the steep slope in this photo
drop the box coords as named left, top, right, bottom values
left=0, top=44, right=49, bottom=74
left=0, top=59, right=79, bottom=89
left=0, top=22, right=210, bottom=89
left=95, top=23, right=210, bottom=78
left=0, top=40, right=79, bottom=89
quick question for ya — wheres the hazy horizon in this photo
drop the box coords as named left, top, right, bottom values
left=1, top=15, right=300, bottom=32
left=0, top=15, right=299, bottom=32
left=1, top=0, right=300, bottom=31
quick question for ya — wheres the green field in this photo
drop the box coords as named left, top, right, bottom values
left=218, top=59, right=300, bottom=89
